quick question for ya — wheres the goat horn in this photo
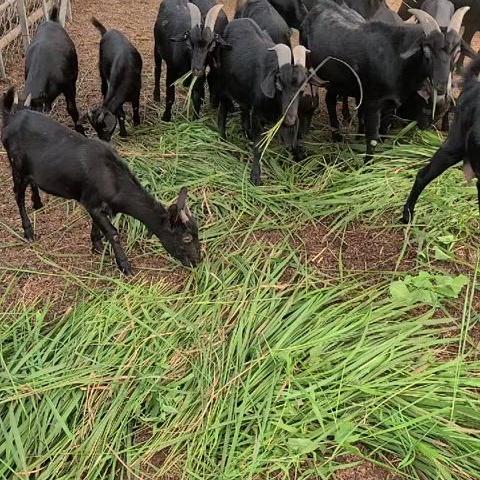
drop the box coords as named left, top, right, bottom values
left=292, top=45, right=309, bottom=67
left=408, top=8, right=440, bottom=35
left=448, top=6, right=470, bottom=34
left=204, top=4, right=223, bottom=31
left=187, top=3, right=202, bottom=29
left=268, top=44, right=292, bottom=67
left=176, top=186, right=189, bottom=210
left=24, top=93, right=32, bottom=107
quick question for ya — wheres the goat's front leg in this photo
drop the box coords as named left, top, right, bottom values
left=162, top=68, right=176, bottom=122
left=12, top=170, right=34, bottom=241
left=88, top=208, right=132, bottom=275
left=31, top=183, right=42, bottom=210
left=90, top=221, right=105, bottom=254
left=250, top=116, right=263, bottom=186
left=218, top=98, right=230, bottom=140
left=326, top=89, right=342, bottom=142
left=401, top=147, right=463, bottom=224
left=117, top=106, right=128, bottom=137
left=132, top=93, right=140, bottom=126
left=364, top=105, right=381, bottom=164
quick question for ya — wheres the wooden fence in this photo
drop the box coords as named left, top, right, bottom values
left=0, top=0, right=72, bottom=79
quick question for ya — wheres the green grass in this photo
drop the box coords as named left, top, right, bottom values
left=0, top=109, right=479, bottom=479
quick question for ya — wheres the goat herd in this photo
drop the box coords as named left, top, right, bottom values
left=0, top=0, right=479, bottom=275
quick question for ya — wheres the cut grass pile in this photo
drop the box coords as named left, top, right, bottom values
left=0, top=111, right=479, bottom=479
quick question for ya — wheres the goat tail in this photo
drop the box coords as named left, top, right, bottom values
left=91, top=17, right=107, bottom=36
left=49, top=6, right=59, bottom=22
left=2, top=87, right=17, bottom=128
left=464, top=54, right=480, bottom=87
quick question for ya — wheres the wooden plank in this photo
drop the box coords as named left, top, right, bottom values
left=58, top=0, right=68, bottom=27
left=16, top=0, right=30, bottom=52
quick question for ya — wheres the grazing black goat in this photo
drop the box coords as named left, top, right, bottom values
left=153, top=0, right=228, bottom=121
left=398, top=0, right=479, bottom=66
left=24, top=6, right=83, bottom=133
left=300, top=0, right=469, bottom=163
left=235, top=0, right=291, bottom=46
left=217, top=18, right=316, bottom=185
left=1, top=88, right=201, bottom=275
left=267, top=0, right=307, bottom=29
left=88, top=18, right=143, bottom=142
left=394, top=3, right=473, bottom=132
left=401, top=55, right=480, bottom=223
left=304, top=0, right=384, bottom=17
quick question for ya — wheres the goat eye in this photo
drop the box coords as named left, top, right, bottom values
left=183, top=233, right=193, bottom=243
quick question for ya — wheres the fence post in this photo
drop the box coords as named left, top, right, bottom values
left=42, top=0, right=49, bottom=19
left=0, top=51, right=6, bottom=80
left=59, top=0, right=68, bottom=26
left=16, top=0, right=30, bottom=52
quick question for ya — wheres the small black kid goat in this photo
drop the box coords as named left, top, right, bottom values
left=88, top=18, right=143, bottom=141
left=401, top=55, right=480, bottom=223
left=1, top=88, right=201, bottom=275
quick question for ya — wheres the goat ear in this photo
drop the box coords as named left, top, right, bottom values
left=170, top=32, right=187, bottom=42
left=260, top=70, right=277, bottom=99
left=308, top=73, right=327, bottom=88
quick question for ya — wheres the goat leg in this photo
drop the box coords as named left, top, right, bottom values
left=88, top=208, right=133, bottom=275
left=153, top=49, right=162, bottom=103
left=341, top=96, right=351, bottom=124
left=12, top=171, right=34, bottom=241
left=31, top=184, right=43, bottom=210
left=250, top=118, right=263, bottom=186
left=117, top=106, right=128, bottom=137
left=364, top=106, right=381, bottom=164
left=90, top=221, right=105, bottom=254
left=218, top=98, right=229, bottom=140
left=65, top=87, right=85, bottom=136
left=132, top=95, right=141, bottom=126
left=162, top=68, right=175, bottom=122
left=326, top=89, right=342, bottom=142
left=401, top=147, right=462, bottom=224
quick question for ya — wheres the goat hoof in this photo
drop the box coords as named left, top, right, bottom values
left=161, top=113, right=172, bottom=122
left=250, top=174, right=262, bottom=186
left=75, top=124, right=86, bottom=136
left=119, top=130, right=128, bottom=138
left=91, top=242, right=105, bottom=254
left=24, top=228, right=35, bottom=242
left=32, top=201, right=43, bottom=210
left=153, top=92, right=160, bottom=103
left=119, top=262, right=134, bottom=276
left=401, top=208, right=413, bottom=225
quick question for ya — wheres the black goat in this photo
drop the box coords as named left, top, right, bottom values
left=398, top=0, right=480, bottom=66
left=300, top=0, right=469, bottom=163
left=393, top=3, right=473, bottom=132
left=235, top=0, right=291, bottom=46
left=217, top=18, right=315, bottom=185
left=267, top=0, right=307, bottom=29
left=153, top=0, right=228, bottom=121
left=24, top=6, right=83, bottom=133
left=401, top=55, right=480, bottom=223
left=88, top=18, right=143, bottom=142
left=1, top=88, right=201, bottom=275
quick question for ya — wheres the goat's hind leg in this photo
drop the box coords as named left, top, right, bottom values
left=12, top=169, right=34, bottom=241
left=90, top=221, right=105, bottom=254
left=64, top=85, right=85, bottom=135
left=117, top=105, right=128, bottom=137
left=31, top=183, right=42, bottom=210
